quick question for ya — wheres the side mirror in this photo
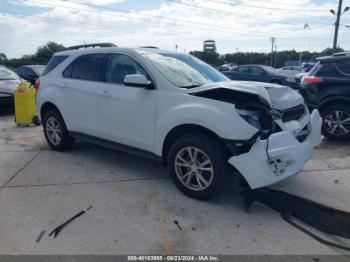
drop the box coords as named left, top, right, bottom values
left=123, top=74, right=155, bottom=90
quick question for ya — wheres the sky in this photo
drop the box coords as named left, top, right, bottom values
left=0, top=0, right=349, bottom=58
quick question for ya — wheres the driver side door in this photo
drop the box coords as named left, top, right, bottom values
left=97, top=53, right=157, bottom=152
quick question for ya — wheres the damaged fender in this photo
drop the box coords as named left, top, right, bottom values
left=229, top=109, right=322, bottom=189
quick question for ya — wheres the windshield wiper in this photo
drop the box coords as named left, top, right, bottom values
left=179, top=84, right=202, bottom=89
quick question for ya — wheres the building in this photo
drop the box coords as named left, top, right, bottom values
left=203, top=40, right=216, bottom=53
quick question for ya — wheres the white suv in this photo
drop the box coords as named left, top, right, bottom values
left=36, top=43, right=322, bottom=199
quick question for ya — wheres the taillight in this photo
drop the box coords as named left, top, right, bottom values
left=303, top=76, right=323, bottom=85
left=34, top=79, right=40, bottom=90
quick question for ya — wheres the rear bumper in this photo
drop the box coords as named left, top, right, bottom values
left=228, top=109, right=322, bottom=189
left=0, top=95, right=14, bottom=113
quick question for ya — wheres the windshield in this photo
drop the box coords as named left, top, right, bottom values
left=0, top=67, right=19, bottom=80
left=141, top=52, right=227, bottom=88
left=264, top=66, right=278, bottom=74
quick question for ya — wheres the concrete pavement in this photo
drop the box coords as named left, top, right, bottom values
left=0, top=115, right=349, bottom=255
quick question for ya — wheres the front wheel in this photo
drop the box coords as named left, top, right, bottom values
left=321, top=104, right=350, bottom=140
left=167, top=134, right=228, bottom=200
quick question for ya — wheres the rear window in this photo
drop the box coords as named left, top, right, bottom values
left=314, top=60, right=350, bottom=78
left=42, top=55, right=68, bottom=76
left=335, top=61, right=350, bottom=75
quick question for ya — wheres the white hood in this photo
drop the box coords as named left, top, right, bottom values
left=189, top=80, right=304, bottom=110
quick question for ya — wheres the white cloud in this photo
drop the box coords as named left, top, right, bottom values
left=0, top=0, right=348, bottom=58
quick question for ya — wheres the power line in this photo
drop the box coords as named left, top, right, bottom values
left=157, top=0, right=334, bottom=26
left=27, top=0, right=280, bottom=36
left=24, top=0, right=297, bottom=37
left=205, top=0, right=330, bottom=12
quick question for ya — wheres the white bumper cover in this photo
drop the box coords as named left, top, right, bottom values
left=228, top=109, right=322, bottom=189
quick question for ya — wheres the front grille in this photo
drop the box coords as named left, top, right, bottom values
left=282, top=104, right=305, bottom=122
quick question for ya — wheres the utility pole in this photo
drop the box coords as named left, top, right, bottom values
left=274, top=45, right=277, bottom=67
left=330, top=1, right=349, bottom=52
left=235, top=48, right=239, bottom=65
left=270, top=37, right=276, bottom=66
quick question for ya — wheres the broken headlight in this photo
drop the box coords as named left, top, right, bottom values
left=236, top=109, right=262, bottom=130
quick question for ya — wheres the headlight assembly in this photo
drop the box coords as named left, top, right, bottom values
left=236, top=109, right=262, bottom=130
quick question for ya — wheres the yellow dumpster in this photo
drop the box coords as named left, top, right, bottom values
left=14, top=82, right=40, bottom=126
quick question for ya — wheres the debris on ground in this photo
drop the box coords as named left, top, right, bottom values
left=174, top=220, right=182, bottom=230
left=35, top=230, right=45, bottom=243
left=241, top=188, right=350, bottom=251
left=48, top=206, right=93, bottom=238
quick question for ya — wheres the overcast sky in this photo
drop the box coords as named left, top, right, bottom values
left=0, top=0, right=349, bottom=58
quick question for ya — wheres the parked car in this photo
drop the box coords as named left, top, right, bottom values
left=222, top=65, right=300, bottom=89
left=16, top=65, right=45, bottom=85
left=301, top=62, right=316, bottom=72
left=36, top=43, right=322, bottom=199
left=276, top=66, right=304, bottom=76
left=300, top=52, right=350, bottom=140
left=0, top=66, right=21, bottom=112
left=216, top=66, right=231, bottom=72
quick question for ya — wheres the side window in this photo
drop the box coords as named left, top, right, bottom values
left=336, top=61, right=350, bottom=76
left=70, top=53, right=105, bottom=81
left=104, top=53, right=149, bottom=85
left=250, top=66, right=265, bottom=75
left=238, top=66, right=250, bottom=74
left=63, top=63, right=73, bottom=78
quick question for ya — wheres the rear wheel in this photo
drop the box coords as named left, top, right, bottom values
left=321, top=104, right=350, bottom=140
left=43, top=110, right=75, bottom=151
left=167, top=134, right=228, bottom=200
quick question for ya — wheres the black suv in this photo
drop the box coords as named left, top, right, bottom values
left=300, top=52, right=350, bottom=140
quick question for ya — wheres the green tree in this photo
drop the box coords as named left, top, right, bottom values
left=35, top=42, right=65, bottom=64
left=0, top=53, right=8, bottom=65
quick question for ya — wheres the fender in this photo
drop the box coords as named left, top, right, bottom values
left=154, top=92, right=258, bottom=156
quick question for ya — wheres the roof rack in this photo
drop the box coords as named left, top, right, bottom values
left=333, top=51, right=350, bottom=57
left=65, top=43, right=117, bottom=50
left=139, top=46, right=159, bottom=49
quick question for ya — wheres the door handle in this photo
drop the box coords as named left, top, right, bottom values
left=100, top=90, right=110, bottom=98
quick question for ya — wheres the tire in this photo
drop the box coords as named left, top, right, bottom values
left=42, top=110, right=75, bottom=151
left=321, top=103, right=350, bottom=140
left=167, top=134, right=228, bottom=200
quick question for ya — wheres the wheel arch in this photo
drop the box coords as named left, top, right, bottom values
left=161, top=124, right=228, bottom=165
left=318, top=96, right=350, bottom=113
left=40, top=102, right=61, bottom=120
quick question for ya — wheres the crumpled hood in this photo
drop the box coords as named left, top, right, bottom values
left=189, top=80, right=304, bottom=110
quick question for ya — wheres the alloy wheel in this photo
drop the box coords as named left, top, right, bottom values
left=174, top=146, right=214, bottom=191
left=46, top=116, right=62, bottom=146
left=324, top=110, right=350, bottom=136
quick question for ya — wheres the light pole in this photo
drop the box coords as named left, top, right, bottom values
left=274, top=45, right=277, bottom=67
left=235, top=48, right=239, bottom=65
left=270, top=37, right=276, bottom=66
left=330, top=1, right=349, bottom=52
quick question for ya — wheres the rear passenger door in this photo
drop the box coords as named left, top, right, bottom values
left=97, top=53, right=156, bottom=152
left=61, top=53, right=105, bottom=136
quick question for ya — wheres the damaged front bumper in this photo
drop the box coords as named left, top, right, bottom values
left=228, top=109, right=322, bottom=189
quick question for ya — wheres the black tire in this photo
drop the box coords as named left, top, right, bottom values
left=32, top=115, right=41, bottom=126
left=321, top=104, right=350, bottom=141
left=42, top=110, right=75, bottom=151
left=167, top=134, right=228, bottom=200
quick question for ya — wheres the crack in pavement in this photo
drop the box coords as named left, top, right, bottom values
left=0, top=151, right=41, bottom=190
left=3, top=176, right=170, bottom=189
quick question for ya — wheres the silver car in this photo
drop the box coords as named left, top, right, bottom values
left=0, top=66, right=21, bottom=112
